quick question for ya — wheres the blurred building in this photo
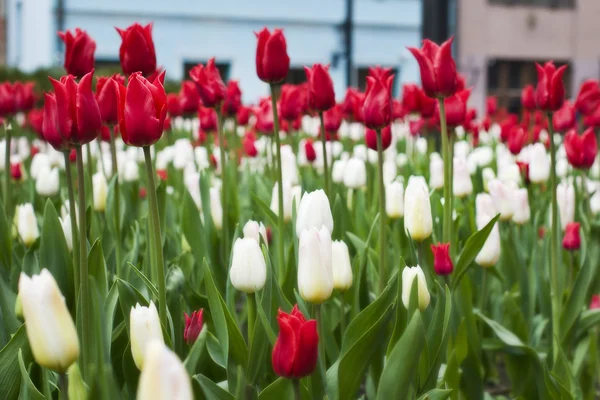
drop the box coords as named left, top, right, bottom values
left=456, top=0, right=600, bottom=115
left=5, top=0, right=423, bottom=102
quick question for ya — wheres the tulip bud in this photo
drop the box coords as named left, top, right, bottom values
left=35, top=167, right=59, bottom=197
left=404, top=176, right=433, bottom=241
left=242, top=220, right=268, bottom=245
left=137, top=341, right=193, bottom=400
left=270, top=181, right=302, bottom=222
left=429, top=153, right=444, bottom=190
left=298, top=226, right=333, bottom=304
left=230, top=238, right=267, bottom=293
left=475, top=193, right=497, bottom=223
left=562, top=222, right=581, bottom=251
left=130, top=302, right=164, bottom=370
left=528, top=143, right=550, bottom=183
left=557, top=181, right=575, bottom=230
left=453, top=157, right=473, bottom=198
left=401, top=265, right=430, bottom=311
left=210, top=187, right=223, bottom=230
left=184, top=310, right=204, bottom=345
left=487, top=179, right=515, bottom=221
left=431, top=243, right=453, bottom=275
left=343, top=157, right=367, bottom=189
left=92, top=172, right=108, bottom=212
left=332, top=240, right=353, bottom=291
left=482, top=167, right=495, bottom=192
left=255, top=28, right=290, bottom=84
left=19, top=269, right=79, bottom=372
left=383, top=159, right=397, bottom=184
left=272, top=305, right=318, bottom=378
left=385, top=180, right=404, bottom=219
left=16, top=203, right=39, bottom=247
left=60, top=215, right=73, bottom=252
left=512, top=188, right=531, bottom=225
left=295, top=189, right=334, bottom=237
left=475, top=221, right=501, bottom=267
left=590, top=295, right=600, bottom=310
left=117, top=23, right=157, bottom=76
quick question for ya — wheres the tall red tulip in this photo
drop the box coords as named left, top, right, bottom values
left=575, top=79, right=600, bottom=116
left=304, top=139, right=316, bottom=162
left=58, top=29, right=96, bottom=78
left=562, top=222, right=581, bottom=251
left=43, top=71, right=102, bottom=147
left=521, top=84, right=536, bottom=111
left=271, top=305, right=318, bottom=379
left=407, top=37, right=458, bottom=98
left=14, top=82, right=36, bottom=112
left=0, top=83, right=16, bottom=116
left=255, top=28, right=290, bottom=84
left=305, top=64, right=335, bottom=112
left=189, top=58, right=227, bottom=108
left=96, top=74, right=124, bottom=125
left=179, top=81, right=200, bottom=115
left=166, top=93, right=182, bottom=117
left=222, top=80, right=242, bottom=117
left=362, top=72, right=394, bottom=129
left=365, top=126, right=392, bottom=150
left=323, top=104, right=343, bottom=135
left=431, top=243, right=453, bottom=275
left=535, top=62, right=567, bottom=111
left=116, top=23, right=157, bottom=76
left=564, top=128, right=598, bottom=169
left=117, top=71, right=167, bottom=147
left=279, top=84, right=302, bottom=121
left=552, top=100, right=576, bottom=132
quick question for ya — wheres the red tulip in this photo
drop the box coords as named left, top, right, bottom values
left=272, top=305, right=318, bottom=379
left=179, top=81, right=200, bottom=115
left=564, top=128, right=598, bottom=169
left=438, top=89, right=470, bottom=127
left=43, top=71, right=102, bottom=148
left=409, top=118, right=425, bottom=136
left=362, top=72, right=394, bottom=129
left=590, top=295, right=600, bottom=310
left=521, top=84, right=536, bottom=111
left=222, top=80, right=242, bottom=117
left=562, top=222, right=581, bottom=251
left=116, top=23, right=157, bottom=76
left=392, top=99, right=405, bottom=121
left=27, top=108, right=44, bottom=136
left=365, top=125, right=392, bottom=151
left=166, top=93, right=182, bottom=117
left=323, top=104, right=343, bottom=135
left=198, top=107, right=217, bottom=133
left=163, top=116, right=171, bottom=132
left=255, top=28, right=290, bottom=84
left=584, top=107, right=600, bottom=128
left=552, top=100, right=576, bottom=132
left=190, top=58, right=226, bottom=108
left=304, top=139, right=316, bottom=162
left=507, top=126, right=528, bottom=155
left=499, top=114, right=518, bottom=142
left=516, top=161, right=530, bottom=184
left=156, top=169, right=168, bottom=181
left=431, top=243, right=453, bottom=275
left=535, top=62, right=567, bottom=111
left=575, top=79, right=600, bottom=116
left=341, top=88, right=362, bottom=121
left=486, top=96, right=498, bottom=116
left=58, top=29, right=96, bottom=78
left=10, top=163, right=23, bottom=181
left=243, top=135, right=258, bottom=157
left=117, top=71, right=167, bottom=147
left=305, top=64, right=335, bottom=112
left=368, top=66, right=393, bottom=81
left=237, top=106, right=251, bottom=126
left=96, top=74, right=124, bottom=125
left=14, top=82, right=36, bottom=112
left=254, top=98, right=274, bottom=134
left=407, top=37, right=458, bottom=98
left=279, top=84, right=302, bottom=121
left=184, top=310, right=204, bottom=345
left=0, top=83, right=16, bottom=116
left=401, top=84, right=420, bottom=114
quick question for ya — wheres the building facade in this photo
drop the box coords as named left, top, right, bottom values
left=457, top=0, right=600, bottom=115
left=6, top=0, right=422, bottom=102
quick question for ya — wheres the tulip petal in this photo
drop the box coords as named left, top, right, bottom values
left=291, top=320, right=319, bottom=378
left=123, top=74, right=161, bottom=146
left=76, top=71, right=102, bottom=144
left=272, top=316, right=297, bottom=377
left=434, top=37, right=457, bottom=97
left=407, top=46, right=437, bottom=98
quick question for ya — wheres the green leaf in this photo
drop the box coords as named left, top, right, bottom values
left=377, top=312, right=426, bottom=400
left=259, top=377, right=294, bottom=400
left=193, top=374, right=234, bottom=400
left=0, top=199, right=12, bottom=275
left=251, top=193, right=278, bottom=228
left=560, top=253, right=594, bottom=342
left=88, top=239, right=108, bottom=298
left=184, top=327, right=208, bottom=376
left=417, top=388, right=453, bottom=400
left=18, top=349, right=45, bottom=400
left=451, top=214, right=500, bottom=290
left=421, top=284, right=452, bottom=391
left=181, top=188, right=207, bottom=283
left=128, top=262, right=159, bottom=299
left=0, top=325, right=33, bottom=400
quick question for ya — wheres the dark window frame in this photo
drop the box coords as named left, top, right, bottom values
left=488, top=0, right=575, bottom=9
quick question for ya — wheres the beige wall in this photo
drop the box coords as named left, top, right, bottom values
left=457, top=0, right=600, bottom=114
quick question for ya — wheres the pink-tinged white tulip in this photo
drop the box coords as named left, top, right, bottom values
left=298, top=226, right=333, bottom=303
left=556, top=181, right=575, bottom=230
left=512, top=188, right=530, bottom=225
left=242, top=220, right=268, bottom=244
left=404, top=176, right=433, bottom=241
left=429, top=153, right=444, bottom=190
left=528, top=143, right=550, bottom=183
left=453, top=157, right=472, bottom=198
left=487, top=179, right=515, bottom=221
left=343, top=157, right=367, bottom=189
left=332, top=240, right=353, bottom=291
left=401, top=265, right=430, bottom=311
left=16, top=203, right=39, bottom=247
left=295, top=189, right=334, bottom=237
left=229, top=237, right=267, bottom=293
left=130, top=302, right=164, bottom=370
left=386, top=180, right=404, bottom=219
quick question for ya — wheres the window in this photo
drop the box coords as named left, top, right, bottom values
left=94, top=59, right=122, bottom=76
left=286, top=67, right=307, bottom=85
left=487, top=59, right=571, bottom=113
left=356, top=67, right=399, bottom=96
left=489, top=0, right=575, bottom=8
left=183, top=61, right=230, bottom=82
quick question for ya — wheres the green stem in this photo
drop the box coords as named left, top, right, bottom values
left=58, top=372, right=69, bottom=400
left=75, top=146, right=91, bottom=378
left=292, top=379, right=301, bottom=400
left=318, top=112, right=330, bottom=199
left=478, top=269, right=488, bottom=339
left=64, top=151, right=80, bottom=303
left=547, top=115, right=561, bottom=364
left=315, top=304, right=326, bottom=369
left=339, top=292, right=346, bottom=339
left=85, top=144, right=94, bottom=204
left=438, top=98, right=452, bottom=245
left=269, top=86, right=286, bottom=282
left=109, top=127, right=122, bottom=278
left=216, top=110, right=229, bottom=263
left=376, top=128, right=387, bottom=293
left=247, top=293, right=255, bottom=349
left=4, top=122, right=11, bottom=217
left=143, top=146, right=168, bottom=332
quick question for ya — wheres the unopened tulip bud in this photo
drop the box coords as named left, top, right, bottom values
left=557, top=181, right=575, bottom=230
left=487, top=179, right=514, bottom=221
left=343, top=157, right=367, bottom=189
left=475, top=217, right=501, bottom=268
left=562, top=222, right=581, bottom=251
left=404, top=176, right=433, bottom=241
left=183, top=309, right=204, bottom=345
left=401, top=265, right=430, bottom=311
left=512, top=188, right=530, bottom=225
left=298, top=226, right=333, bottom=304
left=429, top=153, right=444, bottom=190
left=137, top=341, right=193, bottom=400
left=295, top=189, right=334, bottom=237
left=19, top=270, right=79, bottom=372
left=229, top=238, right=267, bottom=293
left=35, top=167, right=59, bottom=197
left=16, top=203, right=39, bottom=247
left=590, top=295, right=600, bottom=310
left=529, top=143, right=550, bottom=183
left=431, top=243, right=453, bottom=275
left=453, top=157, right=473, bottom=198
left=331, top=159, right=347, bottom=183
left=92, top=172, right=108, bottom=212
left=242, top=220, right=268, bottom=245
left=385, top=180, right=404, bottom=219
left=60, top=215, right=73, bottom=251
left=130, top=302, right=164, bottom=370
left=332, top=240, right=352, bottom=291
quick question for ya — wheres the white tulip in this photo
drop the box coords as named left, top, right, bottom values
left=401, top=265, right=430, bottom=311
left=512, top=188, right=530, bottom=225
left=404, top=176, right=433, bottom=241
left=173, top=139, right=195, bottom=170
left=295, top=189, right=334, bottom=237
left=35, top=167, right=59, bottom=197
left=210, top=187, right=223, bottom=230
left=19, top=270, right=79, bottom=372
left=60, top=215, right=73, bottom=252
left=30, top=153, right=50, bottom=179
left=123, top=159, right=140, bottom=182
left=137, top=341, right=193, bottom=400
left=281, top=145, right=299, bottom=185
left=343, top=157, right=367, bottom=189
left=332, top=159, right=347, bottom=183
left=454, top=140, right=471, bottom=160
left=498, top=162, right=521, bottom=185
left=298, top=226, right=333, bottom=304
left=429, top=153, right=444, bottom=190
left=130, top=302, right=164, bottom=370
left=92, top=172, right=108, bottom=212
left=475, top=222, right=501, bottom=267
left=557, top=181, right=575, bottom=230
left=184, top=171, right=201, bottom=210
left=453, top=157, right=473, bottom=198
left=386, top=180, right=404, bottom=219
left=475, top=193, right=497, bottom=224
left=270, top=181, right=302, bottom=222
left=528, top=143, right=550, bottom=183
left=332, top=240, right=352, bottom=291
left=482, top=168, right=495, bottom=192
left=229, top=238, right=267, bottom=293
left=415, top=137, right=428, bottom=154
left=16, top=203, right=39, bottom=247
left=487, top=179, right=515, bottom=221
left=383, top=159, right=397, bottom=184
left=195, top=146, right=210, bottom=171
left=556, top=157, right=569, bottom=179
left=242, top=220, right=268, bottom=245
